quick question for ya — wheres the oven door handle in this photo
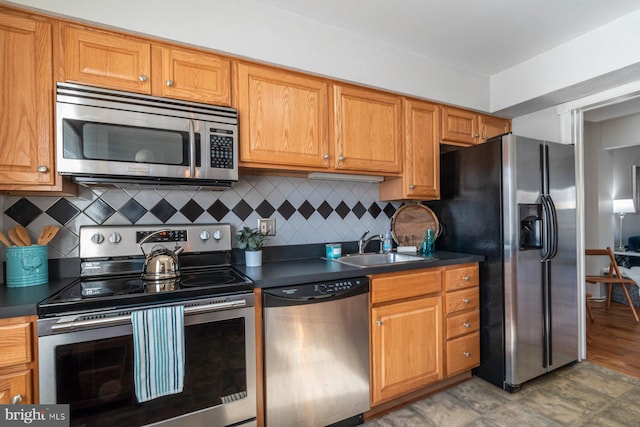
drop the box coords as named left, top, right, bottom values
left=50, top=300, right=248, bottom=332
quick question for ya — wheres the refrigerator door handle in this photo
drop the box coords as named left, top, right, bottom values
left=547, top=196, right=559, bottom=259
left=540, top=195, right=558, bottom=260
left=541, top=196, right=551, bottom=260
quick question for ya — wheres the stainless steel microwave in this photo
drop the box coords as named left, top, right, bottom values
left=56, top=82, right=239, bottom=189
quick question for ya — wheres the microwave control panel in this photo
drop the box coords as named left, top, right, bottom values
left=210, top=128, right=234, bottom=169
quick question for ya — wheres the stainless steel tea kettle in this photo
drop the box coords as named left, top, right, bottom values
left=139, top=229, right=184, bottom=281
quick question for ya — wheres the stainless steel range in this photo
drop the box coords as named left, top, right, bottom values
left=37, top=224, right=256, bottom=427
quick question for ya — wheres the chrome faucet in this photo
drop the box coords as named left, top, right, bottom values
left=358, top=230, right=384, bottom=254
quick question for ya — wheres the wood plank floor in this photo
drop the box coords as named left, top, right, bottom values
left=586, top=300, right=640, bottom=378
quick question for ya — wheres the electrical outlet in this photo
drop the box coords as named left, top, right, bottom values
left=258, top=218, right=276, bottom=236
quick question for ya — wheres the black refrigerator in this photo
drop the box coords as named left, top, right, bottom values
left=428, top=133, right=578, bottom=392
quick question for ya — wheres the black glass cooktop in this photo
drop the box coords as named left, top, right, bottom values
left=38, top=267, right=253, bottom=317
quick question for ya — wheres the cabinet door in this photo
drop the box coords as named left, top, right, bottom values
left=479, top=115, right=510, bottom=142
left=0, top=370, right=32, bottom=405
left=404, top=99, right=439, bottom=198
left=441, top=106, right=478, bottom=145
left=236, top=63, right=330, bottom=168
left=0, top=12, right=54, bottom=186
left=371, top=296, right=443, bottom=404
left=63, top=24, right=151, bottom=93
left=156, top=46, right=231, bottom=105
left=0, top=321, right=32, bottom=368
left=333, top=84, right=402, bottom=174
left=446, top=332, right=480, bottom=376
left=380, top=98, right=439, bottom=200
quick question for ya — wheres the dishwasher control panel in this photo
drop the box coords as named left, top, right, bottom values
left=264, top=277, right=369, bottom=300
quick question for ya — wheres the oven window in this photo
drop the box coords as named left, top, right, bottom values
left=55, top=318, right=247, bottom=426
left=62, top=120, right=201, bottom=166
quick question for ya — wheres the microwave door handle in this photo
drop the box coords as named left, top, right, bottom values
left=188, top=119, right=196, bottom=178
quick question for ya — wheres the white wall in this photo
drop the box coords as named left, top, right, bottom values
left=583, top=122, right=615, bottom=297
left=491, top=9, right=640, bottom=113
left=602, top=113, right=640, bottom=149
left=511, top=106, right=562, bottom=142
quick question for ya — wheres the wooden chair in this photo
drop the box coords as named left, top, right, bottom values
left=585, top=247, right=640, bottom=323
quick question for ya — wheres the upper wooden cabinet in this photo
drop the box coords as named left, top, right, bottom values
left=332, top=84, right=402, bottom=175
left=479, top=114, right=511, bottom=142
left=441, top=106, right=510, bottom=146
left=60, top=24, right=231, bottom=105
left=379, top=98, right=440, bottom=201
left=62, top=24, right=152, bottom=93
left=0, top=9, right=74, bottom=193
left=235, top=62, right=330, bottom=169
left=152, top=45, right=231, bottom=105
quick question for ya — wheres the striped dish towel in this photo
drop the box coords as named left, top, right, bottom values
left=131, top=305, right=185, bottom=402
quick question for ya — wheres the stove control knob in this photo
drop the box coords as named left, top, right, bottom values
left=200, top=230, right=210, bottom=241
left=91, top=233, right=105, bottom=244
left=213, top=230, right=222, bottom=240
left=108, top=233, right=122, bottom=244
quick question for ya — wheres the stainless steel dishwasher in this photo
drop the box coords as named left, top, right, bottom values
left=263, top=277, right=370, bottom=427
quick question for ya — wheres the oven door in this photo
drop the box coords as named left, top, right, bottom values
left=38, top=298, right=256, bottom=427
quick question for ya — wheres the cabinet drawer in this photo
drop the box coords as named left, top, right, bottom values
left=0, top=322, right=32, bottom=368
left=446, top=332, right=480, bottom=376
left=372, top=269, right=442, bottom=304
left=445, top=287, right=479, bottom=314
left=446, top=310, right=480, bottom=339
left=0, top=370, right=32, bottom=404
left=444, top=265, right=479, bottom=291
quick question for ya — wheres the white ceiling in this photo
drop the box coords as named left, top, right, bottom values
left=260, top=0, right=640, bottom=77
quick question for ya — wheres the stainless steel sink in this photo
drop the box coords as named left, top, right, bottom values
left=326, top=252, right=435, bottom=268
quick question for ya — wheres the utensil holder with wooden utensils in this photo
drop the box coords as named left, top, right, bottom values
left=2, top=225, right=58, bottom=287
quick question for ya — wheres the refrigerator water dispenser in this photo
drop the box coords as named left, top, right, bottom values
left=519, top=204, right=542, bottom=250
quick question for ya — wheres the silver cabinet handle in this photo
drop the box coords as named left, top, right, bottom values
left=188, top=119, right=196, bottom=178
left=409, top=184, right=415, bottom=189
left=463, top=275, right=470, bottom=281
left=464, top=322, right=471, bottom=328
left=463, top=298, right=470, bottom=304
left=10, top=394, right=22, bottom=404
left=463, top=352, right=470, bottom=358
left=338, top=155, right=345, bottom=162
left=37, top=165, right=48, bottom=173
left=323, top=154, right=330, bottom=159
left=376, top=320, right=383, bottom=326
left=474, top=133, right=479, bottom=138
left=139, top=74, right=148, bottom=82
left=166, top=79, right=173, bottom=87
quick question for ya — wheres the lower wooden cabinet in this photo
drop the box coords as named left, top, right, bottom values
left=0, top=370, right=32, bottom=405
left=444, top=264, right=480, bottom=378
left=446, top=332, right=480, bottom=377
left=370, top=263, right=480, bottom=407
left=370, top=269, right=444, bottom=405
left=371, top=295, right=443, bottom=404
left=0, top=316, right=38, bottom=404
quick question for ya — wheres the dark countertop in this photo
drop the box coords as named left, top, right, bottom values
left=236, top=251, right=484, bottom=288
left=0, top=250, right=483, bottom=318
left=0, top=277, right=77, bottom=319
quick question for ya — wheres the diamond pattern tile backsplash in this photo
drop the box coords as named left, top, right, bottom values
left=1, top=176, right=402, bottom=259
